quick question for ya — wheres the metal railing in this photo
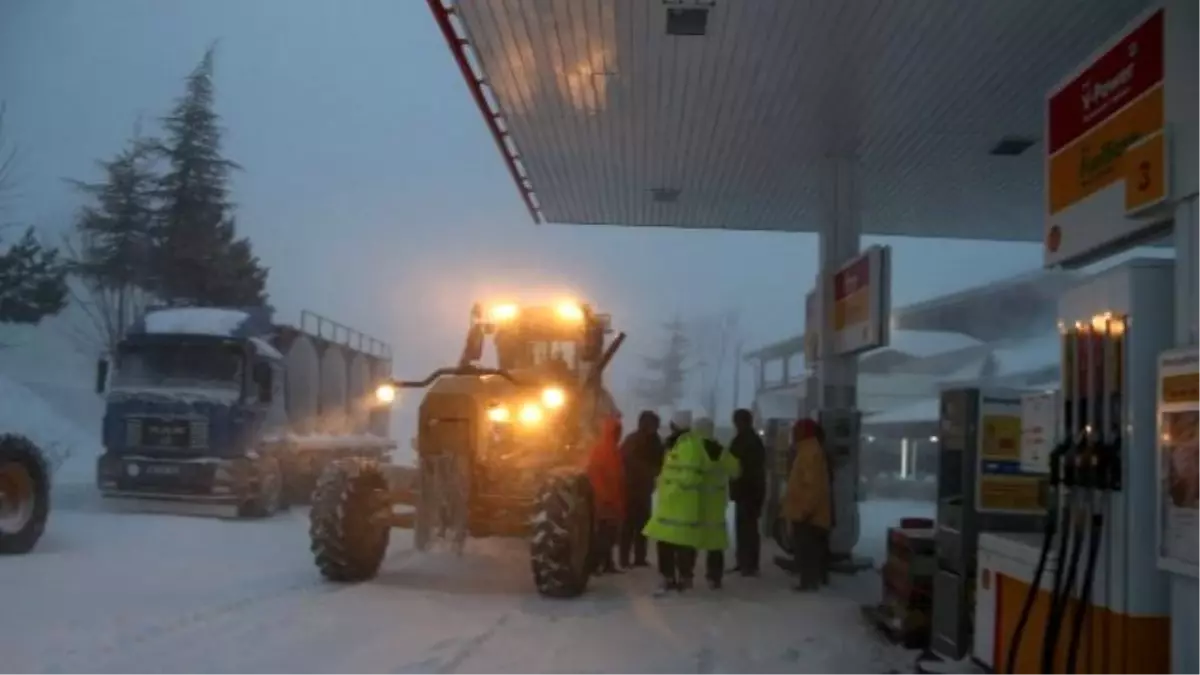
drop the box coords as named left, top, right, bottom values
left=299, top=310, right=393, bottom=360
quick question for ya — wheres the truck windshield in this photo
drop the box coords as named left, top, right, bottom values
left=114, top=342, right=245, bottom=391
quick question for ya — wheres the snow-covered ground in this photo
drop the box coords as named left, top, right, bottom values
left=1, top=500, right=923, bottom=674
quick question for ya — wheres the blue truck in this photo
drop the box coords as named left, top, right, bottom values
left=94, top=307, right=396, bottom=517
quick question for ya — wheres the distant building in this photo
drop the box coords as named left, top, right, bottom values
left=744, top=269, right=1077, bottom=486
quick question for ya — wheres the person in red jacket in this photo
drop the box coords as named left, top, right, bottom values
left=587, top=415, right=625, bottom=575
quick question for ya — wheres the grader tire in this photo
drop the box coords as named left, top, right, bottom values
left=530, top=472, right=594, bottom=599
left=309, top=458, right=390, bottom=582
left=0, top=434, right=50, bottom=555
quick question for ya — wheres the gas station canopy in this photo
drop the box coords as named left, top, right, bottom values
left=433, top=0, right=1151, bottom=240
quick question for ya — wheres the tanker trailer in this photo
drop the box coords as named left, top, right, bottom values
left=94, top=307, right=396, bottom=518
left=308, top=300, right=623, bottom=598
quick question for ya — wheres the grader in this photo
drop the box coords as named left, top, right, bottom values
left=308, top=300, right=624, bottom=597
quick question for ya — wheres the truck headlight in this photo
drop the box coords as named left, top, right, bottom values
left=541, top=387, right=566, bottom=409
left=487, top=405, right=511, bottom=423
left=518, top=403, right=544, bottom=426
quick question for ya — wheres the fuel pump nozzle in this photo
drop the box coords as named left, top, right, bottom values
left=1064, top=315, right=1124, bottom=674
left=1042, top=323, right=1098, bottom=674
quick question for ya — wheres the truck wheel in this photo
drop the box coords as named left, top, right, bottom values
left=240, top=457, right=285, bottom=518
left=310, top=458, right=390, bottom=582
left=0, top=434, right=50, bottom=555
left=530, top=472, right=593, bottom=598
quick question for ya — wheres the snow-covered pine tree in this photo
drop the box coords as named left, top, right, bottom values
left=153, top=44, right=268, bottom=307
left=633, top=316, right=689, bottom=413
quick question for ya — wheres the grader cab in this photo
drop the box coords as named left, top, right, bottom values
left=308, top=300, right=624, bottom=598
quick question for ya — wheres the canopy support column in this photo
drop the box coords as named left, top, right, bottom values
left=812, top=155, right=863, bottom=560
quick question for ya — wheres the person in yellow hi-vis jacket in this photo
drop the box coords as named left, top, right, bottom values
left=643, top=415, right=740, bottom=595
left=782, top=418, right=832, bottom=591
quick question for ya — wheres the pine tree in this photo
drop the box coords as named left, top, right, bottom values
left=0, top=101, right=67, bottom=326
left=68, top=131, right=157, bottom=290
left=0, top=228, right=68, bottom=324
left=634, top=317, right=689, bottom=412
left=65, top=126, right=159, bottom=355
left=153, top=45, right=268, bottom=307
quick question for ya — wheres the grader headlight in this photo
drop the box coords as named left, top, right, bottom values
left=541, top=386, right=566, bottom=409
left=374, top=383, right=397, bottom=405
left=555, top=302, right=584, bottom=322
left=487, top=405, right=511, bottom=423
left=488, top=304, right=520, bottom=323
left=518, top=402, right=544, bottom=426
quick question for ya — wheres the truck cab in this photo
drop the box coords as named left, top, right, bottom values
left=95, top=307, right=288, bottom=516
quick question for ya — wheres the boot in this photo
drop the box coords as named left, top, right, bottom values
left=654, top=579, right=678, bottom=597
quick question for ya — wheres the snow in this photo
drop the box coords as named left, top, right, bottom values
left=884, top=330, right=982, bottom=359
left=143, top=308, right=249, bottom=337
left=989, top=334, right=1059, bottom=379
left=867, top=398, right=940, bottom=425
left=263, top=432, right=397, bottom=449
left=250, top=336, right=283, bottom=360
left=0, top=501, right=922, bottom=673
left=108, top=386, right=241, bottom=405
left=0, top=374, right=100, bottom=483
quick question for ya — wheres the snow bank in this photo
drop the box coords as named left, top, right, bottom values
left=144, top=307, right=249, bottom=337
left=0, top=374, right=99, bottom=482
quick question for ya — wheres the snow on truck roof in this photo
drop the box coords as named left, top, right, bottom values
left=143, top=308, right=256, bottom=337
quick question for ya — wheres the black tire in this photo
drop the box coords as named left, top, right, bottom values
left=240, top=456, right=286, bottom=518
left=530, top=471, right=593, bottom=598
left=309, top=458, right=390, bottom=582
left=0, top=434, right=50, bottom=555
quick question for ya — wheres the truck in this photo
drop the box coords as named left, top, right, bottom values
left=94, top=307, right=396, bottom=517
left=308, top=300, right=623, bottom=597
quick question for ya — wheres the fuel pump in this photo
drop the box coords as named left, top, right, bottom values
left=1064, top=315, right=1125, bottom=674
left=1005, top=323, right=1077, bottom=674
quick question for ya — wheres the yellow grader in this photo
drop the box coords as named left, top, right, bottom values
left=308, top=300, right=624, bottom=597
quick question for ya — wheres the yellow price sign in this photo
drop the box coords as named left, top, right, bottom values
left=1124, top=131, right=1168, bottom=213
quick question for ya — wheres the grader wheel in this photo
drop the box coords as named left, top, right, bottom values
left=0, top=434, right=50, bottom=555
left=309, top=458, right=390, bottom=582
left=530, top=472, right=594, bottom=598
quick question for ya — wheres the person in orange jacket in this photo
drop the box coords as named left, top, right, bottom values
left=782, top=418, right=832, bottom=591
left=587, top=415, right=625, bottom=575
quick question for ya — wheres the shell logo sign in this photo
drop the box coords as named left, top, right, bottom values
left=1043, top=7, right=1176, bottom=268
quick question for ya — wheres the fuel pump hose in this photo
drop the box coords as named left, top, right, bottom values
left=1065, top=448, right=1111, bottom=674
left=1041, top=446, right=1083, bottom=674
left=1005, top=446, right=1064, bottom=674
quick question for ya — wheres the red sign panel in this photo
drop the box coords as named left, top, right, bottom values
left=833, top=255, right=871, bottom=301
left=1047, top=8, right=1164, bottom=155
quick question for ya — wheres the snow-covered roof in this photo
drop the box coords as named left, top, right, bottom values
left=886, top=330, right=982, bottom=358
left=143, top=308, right=251, bottom=337
left=990, top=334, right=1059, bottom=379
left=250, top=337, right=284, bottom=360
left=867, top=397, right=940, bottom=425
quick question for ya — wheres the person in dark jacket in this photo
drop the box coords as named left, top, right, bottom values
left=618, top=410, right=664, bottom=568
left=727, top=408, right=767, bottom=576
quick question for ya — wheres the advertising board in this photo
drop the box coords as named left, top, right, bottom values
left=1044, top=7, right=1174, bottom=268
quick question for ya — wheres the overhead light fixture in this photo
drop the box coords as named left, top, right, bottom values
left=651, top=187, right=681, bottom=203
left=989, top=136, right=1036, bottom=157
left=665, top=7, right=709, bottom=36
